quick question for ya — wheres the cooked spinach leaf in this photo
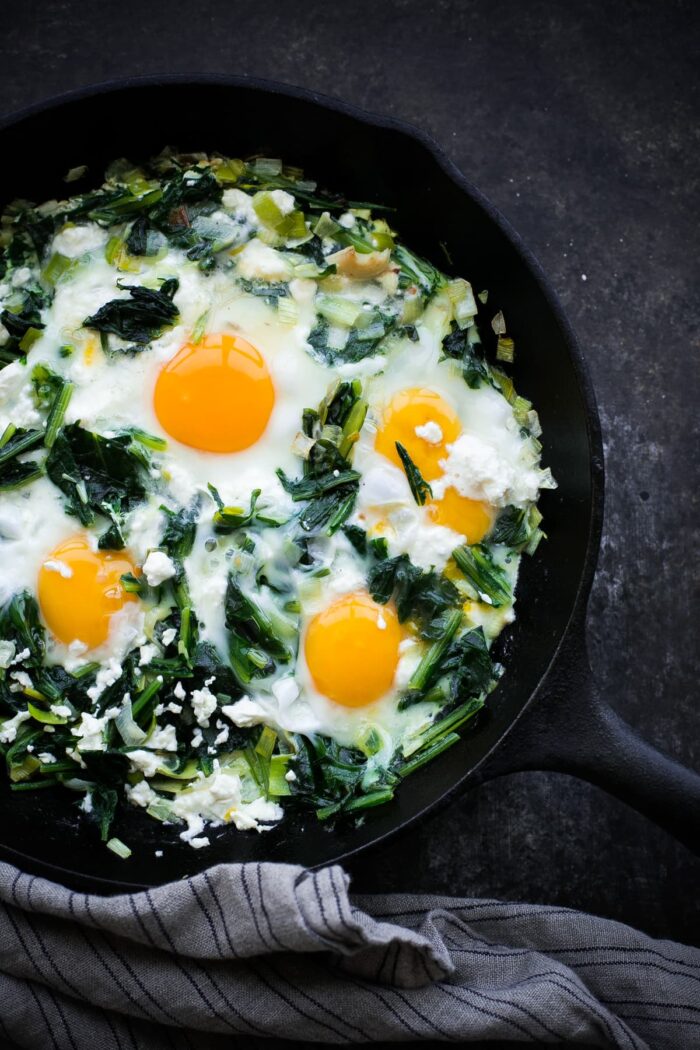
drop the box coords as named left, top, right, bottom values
left=368, top=553, right=459, bottom=628
left=441, top=321, right=491, bottom=389
left=45, top=423, right=148, bottom=530
left=490, top=505, right=529, bottom=548
left=83, top=278, right=179, bottom=349
left=225, top=576, right=291, bottom=683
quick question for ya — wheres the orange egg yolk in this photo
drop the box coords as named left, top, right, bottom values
left=427, top=489, right=494, bottom=542
left=37, top=535, right=138, bottom=650
left=304, top=591, right=401, bottom=707
left=154, top=333, right=275, bottom=453
left=375, top=387, right=492, bottom=545
left=374, top=387, right=461, bottom=480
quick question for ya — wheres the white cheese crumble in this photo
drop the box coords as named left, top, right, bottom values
left=142, top=551, right=177, bottom=587
left=415, top=421, right=443, bottom=444
left=190, top=685, right=217, bottom=727
left=0, top=641, right=15, bottom=669
left=71, top=709, right=119, bottom=752
left=432, top=433, right=541, bottom=508
left=221, top=696, right=267, bottom=728
left=235, top=239, right=292, bottom=282
left=161, top=627, right=177, bottom=647
left=127, top=750, right=162, bottom=777
left=52, top=223, right=107, bottom=258
left=269, top=189, right=296, bottom=215
left=146, top=724, right=178, bottom=751
left=0, top=710, right=30, bottom=744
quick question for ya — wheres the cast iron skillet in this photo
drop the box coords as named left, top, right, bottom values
left=0, top=76, right=698, bottom=892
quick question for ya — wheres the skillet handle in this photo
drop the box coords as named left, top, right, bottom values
left=476, top=632, right=700, bottom=854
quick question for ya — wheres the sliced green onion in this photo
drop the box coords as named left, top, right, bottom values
left=398, top=733, right=461, bottom=777
left=106, top=837, right=132, bottom=859
left=115, top=697, right=148, bottom=745
left=45, top=381, right=73, bottom=448
left=316, top=787, right=394, bottom=821
left=252, top=157, right=282, bottom=177
left=316, top=294, right=363, bottom=328
left=41, top=253, right=76, bottom=287
left=496, top=336, right=515, bottom=363
left=255, top=725, right=277, bottom=760
left=452, top=545, right=512, bottom=608
left=268, top=754, right=291, bottom=796
left=10, top=777, right=58, bottom=791
left=129, top=427, right=167, bottom=451
left=27, top=702, right=68, bottom=725
left=407, top=610, right=462, bottom=693
left=277, top=297, right=299, bottom=326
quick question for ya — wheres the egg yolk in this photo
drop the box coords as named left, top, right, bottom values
left=374, top=387, right=461, bottom=480
left=304, top=591, right=401, bottom=707
left=427, top=489, right=493, bottom=543
left=154, top=333, right=275, bottom=453
left=37, top=535, right=138, bottom=650
left=375, top=387, right=493, bottom=544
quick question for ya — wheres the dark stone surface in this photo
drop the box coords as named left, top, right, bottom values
left=1, top=0, right=698, bottom=943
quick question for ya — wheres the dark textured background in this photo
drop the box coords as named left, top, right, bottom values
left=1, top=0, right=698, bottom=947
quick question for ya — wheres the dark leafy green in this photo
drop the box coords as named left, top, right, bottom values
left=83, top=278, right=179, bottom=349
left=368, top=553, right=459, bottom=629
left=441, top=322, right=491, bottom=389
left=45, top=423, right=148, bottom=531
left=452, top=544, right=512, bottom=607
left=395, top=442, right=432, bottom=505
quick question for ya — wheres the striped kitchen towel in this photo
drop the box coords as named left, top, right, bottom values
left=0, top=860, right=698, bottom=1049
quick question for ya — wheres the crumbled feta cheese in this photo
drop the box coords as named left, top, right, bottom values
left=11, top=267, right=32, bottom=288
left=161, top=627, right=177, bottom=647
left=235, top=239, right=292, bottom=282
left=191, top=728, right=204, bottom=748
left=50, top=704, right=72, bottom=718
left=337, top=212, right=356, bottom=229
left=71, top=711, right=116, bottom=752
left=285, top=769, right=297, bottom=783
left=142, top=550, right=177, bottom=587
left=146, top=724, right=178, bottom=751
left=126, top=779, right=158, bottom=808
left=10, top=647, right=30, bottom=665
left=189, top=836, right=210, bottom=849
left=9, top=670, right=33, bottom=692
left=432, top=433, right=541, bottom=508
left=139, top=642, right=159, bottom=666
left=37, top=752, right=56, bottom=764
left=269, top=189, right=295, bottom=215
left=173, top=681, right=186, bottom=701
left=415, top=421, right=443, bottom=445
left=86, top=658, right=123, bottom=702
left=52, top=223, right=107, bottom=258
left=127, top=750, right=162, bottom=777
left=221, top=696, right=267, bottom=728
left=214, top=725, right=229, bottom=746
left=191, top=686, right=217, bottom=727
left=166, top=701, right=183, bottom=715
left=222, top=187, right=258, bottom=224
left=0, top=710, right=30, bottom=744
left=0, top=641, right=15, bottom=669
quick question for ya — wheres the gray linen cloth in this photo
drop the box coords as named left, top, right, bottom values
left=0, top=860, right=698, bottom=1049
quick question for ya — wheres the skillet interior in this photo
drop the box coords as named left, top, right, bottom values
left=0, top=77, right=601, bottom=888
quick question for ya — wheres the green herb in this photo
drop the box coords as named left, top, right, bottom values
left=395, top=441, right=432, bottom=505
left=490, top=505, right=529, bottom=548
left=441, top=322, right=492, bottom=389
left=392, top=244, right=445, bottom=295
left=225, top=577, right=290, bottom=682
left=452, top=544, right=512, bottom=607
left=368, top=553, right=459, bottom=628
left=83, top=278, right=179, bottom=349
left=45, top=423, right=148, bottom=532
left=0, top=426, right=44, bottom=491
